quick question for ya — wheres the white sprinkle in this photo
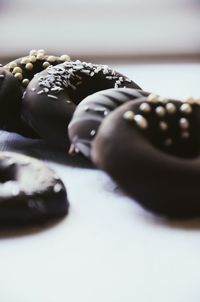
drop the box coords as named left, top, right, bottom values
left=0, top=74, right=5, bottom=78
left=31, top=87, right=36, bottom=91
left=81, top=69, right=90, bottom=75
left=53, top=183, right=63, bottom=193
left=48, top=94, right=58, bottom=99
left=90, top=130, right=96, bottom=136
left=37, top=90, right=44, bottom=95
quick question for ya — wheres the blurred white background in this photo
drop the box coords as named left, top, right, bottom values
left=0, top=0, right=200, bottom=61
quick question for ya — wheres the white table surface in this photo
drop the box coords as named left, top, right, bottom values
left=0, top=63, right=200, bottom=302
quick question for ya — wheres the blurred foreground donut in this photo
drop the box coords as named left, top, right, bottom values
left=68, top=88, right=149, bottom=158
left=22, top=60, right=141, bottom=147
left=4, top=49, right=71, bottom=89
left=0, top=152, right=69, bottom=226
left=92, top=95, right=200, bottom=218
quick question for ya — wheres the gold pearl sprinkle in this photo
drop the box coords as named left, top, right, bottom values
left=29, top=49, right=37, bottom=56
left=29, top=55, right=37, bottom=63
left=14, top=73, right=23, bottom=80
left=25, top=63, right=33, bottom=70
left=134, top=115, right=148, bottom=129
left=37, top=53, right=45, bottom=60
left=180, top=103, right=192, bottom=114
left=147, top=94, right=159, bottom=103
left=139, top=102, right=151, bottom=113
left=47, top=55, right=56, bottom=63
left=42, top=61, right=50, bottom=69
left=22, top=78, right=29, bottom=87
left=155, top=106, right=166, bottom=117
left=179, top=118, right=189, bottom=130
left=159, top=121, right=168, bottom=131
left=60, top=54, right=70, bottom=62
left=185, top=97, right=196, bottom=105
left=21, top=57, right=31, bottom=64
left=123, top=110, right=135, bottom=121
left=158, top=96, right=168, bottom=104
left=166, top=102, right=176, bottom=114
left=9, top=61, right=17, bottom=69
left=12, top=66, right=23, bottom=74
left=37, top=49, right=46, bottom=55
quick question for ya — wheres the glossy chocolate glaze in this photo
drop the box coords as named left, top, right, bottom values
left=68, top=88, right=149, bottom=158
left=92, top=96, right=200, bottom=218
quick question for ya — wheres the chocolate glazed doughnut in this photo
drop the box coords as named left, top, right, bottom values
left=68, top=88, right=150, bottom=158
left=0, top=151, right=69, bottom=226
left=22, top=60, right=141, bottom=147
left=92, top=95, right=200, bottom=218
left=2, top=49, right=70, bottom=137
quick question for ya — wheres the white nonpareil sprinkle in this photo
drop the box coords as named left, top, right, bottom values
left=47, top=94, right=58, bottom=99
left=90, top=130, right=96, bottom=136
left=53, top=183, right=62, bottom=193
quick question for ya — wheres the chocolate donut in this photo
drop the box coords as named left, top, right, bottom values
left=68, top=88, right=149, bottom=158
left=92, top=95, right=200, bottom=218
left=0, top=151, right=69, bottom=226
left=2, top=50, right=70, bottom=137
left=22, top=60, right=141, bottom=147
left=4, top=49, right=71, bottom=89
left=0, top=67, right=37, bottom=137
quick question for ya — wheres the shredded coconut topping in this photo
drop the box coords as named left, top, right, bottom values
left=37, top=60, right=132, bottom=97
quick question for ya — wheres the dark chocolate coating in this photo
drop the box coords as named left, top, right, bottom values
left=92, top=97, right=200, bottom=218
left=0, top=151, right=69, bottom=226
left=22, top=61, right=141, bottom=147
left=68, top=88, right=149, bottom=158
